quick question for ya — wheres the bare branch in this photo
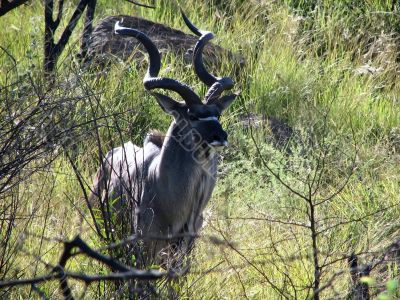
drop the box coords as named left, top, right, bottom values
left=124, top=0, right=156, bottom=9
left=0, top=235, right=167, bottom=297
left=0, top=0, right=29, bottom=17
left=0, top=268, right=166, bottom=289
left=53, top=0, right=90, bottom=59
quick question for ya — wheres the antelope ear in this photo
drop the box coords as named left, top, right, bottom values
left=214, top=92, right=239, bottom=112
left=150, top=92, right=183, bottom=115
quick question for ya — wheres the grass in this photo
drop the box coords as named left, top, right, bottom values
left=1, top=0, right=400, bottom=298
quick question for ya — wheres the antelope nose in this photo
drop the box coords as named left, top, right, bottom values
left=210, top=131, right=228, bottom=147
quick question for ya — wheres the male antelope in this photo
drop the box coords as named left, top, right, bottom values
left=90, top=12, right=238, bottom=263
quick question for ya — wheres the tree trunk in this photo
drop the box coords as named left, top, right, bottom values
left=43, top=0, right=94, bottom=74
left=79, top=0, right=97, bottom=60
left=44, top=0, right=56, bottom=74
left=0, top=0, right=29, bottom=17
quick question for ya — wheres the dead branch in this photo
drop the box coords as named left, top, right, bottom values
left=0, top=0, right=29, bottom=17
left=124, top=0, right=156, bottom=9
left=0, top=235, right=167, bottom=299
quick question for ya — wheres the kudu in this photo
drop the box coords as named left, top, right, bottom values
left=90, top=12, right=238, bottom=264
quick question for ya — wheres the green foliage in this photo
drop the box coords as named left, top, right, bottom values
left=361, top=277, right=399, bottom=300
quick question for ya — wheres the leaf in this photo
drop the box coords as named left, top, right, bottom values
left=376, top=293, right=390, bottom=300
left=360, top=276, right=375, bottom=286
left=386, top=279, right=398, bottom=294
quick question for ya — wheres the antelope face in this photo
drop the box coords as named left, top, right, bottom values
left=150, top=92, right=236, bottom=150
left=186, top=103, right=233, bottom=149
